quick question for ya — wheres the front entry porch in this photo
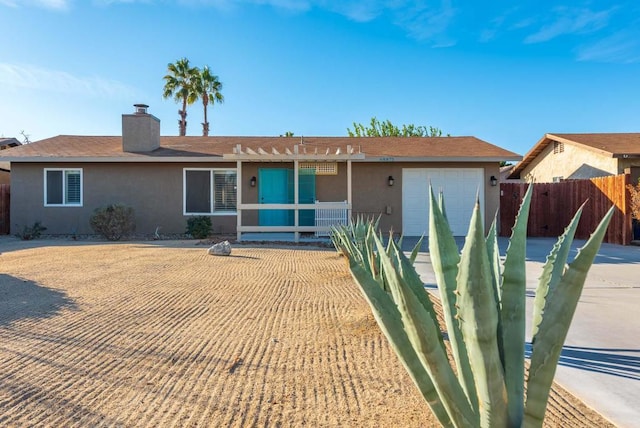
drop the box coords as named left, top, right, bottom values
left=224, top=143, right=363, bottom=242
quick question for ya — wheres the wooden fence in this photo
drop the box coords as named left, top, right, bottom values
left=500, top=174, right=632, bottom=245
left=0, top=184, right=9, bottom=235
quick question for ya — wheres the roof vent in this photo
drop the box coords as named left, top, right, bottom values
left=134, top=103, right=149, bottom=114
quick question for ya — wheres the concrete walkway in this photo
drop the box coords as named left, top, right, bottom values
left=407, top=237, right=640, bottom=428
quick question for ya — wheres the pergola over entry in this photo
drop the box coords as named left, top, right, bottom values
left=223, top=143, right=365, bottom=242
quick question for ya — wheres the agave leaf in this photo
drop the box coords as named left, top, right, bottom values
left=484, top=213, right=505, bottom=408
left=347, top=259, right=454, bottom=428
left=409, top=234, right=425, bottom=265
left=429, top=186, right=479, bottom=417
left=485, top=214, right=502, bottom=304
left=386, top=237, right=445, bottom=351
left=330, top=225, right=350, bottom=255
left=438, top=189, right=449, bottom=224
left=373, top=234, right=477, bottom=427
left=360, top=226, right=385, bottom=290
left=500, top=184, right=533, bottom=427
left=457, top=198, right=508, bottom=428
left=531, top=203, right=585, bottom=340
left=524, top=206, right=614, bottom=428
left=372, top=214, right=381, bottom=232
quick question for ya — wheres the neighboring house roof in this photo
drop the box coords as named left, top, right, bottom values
left=510, top=133, right=640, bottom=179
left=0, top=137, right=21, bottom=150
left=500, top=164, right=518, bottom=182
left=0, top=135, right=521, bottom=163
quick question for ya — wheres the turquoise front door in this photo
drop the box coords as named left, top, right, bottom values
left=298, top=170, right=316, bottom=226
left=259, top=168, right=292, bottom=226
left=258, top=168, right=316, bottom=227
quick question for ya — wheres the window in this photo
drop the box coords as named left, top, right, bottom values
left=552, top=176, right=564, bottom=183
left=44, top=168, right=82, bottom=206
left=183, top=168, right=237, bottom=215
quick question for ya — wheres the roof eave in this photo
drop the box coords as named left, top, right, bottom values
left=547, top=133, right=621, bottom=158
left=4, top=155, right=522, bottom=163
left=509, top=134, right=554, bottom=178
left=612, top=153, right=640, bottom=159
left=361, top=156, right=522, bottom=162
left=2, top=156, right=227, bottom=163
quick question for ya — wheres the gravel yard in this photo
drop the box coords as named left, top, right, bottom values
left=0, top=239, right=613, bottom=427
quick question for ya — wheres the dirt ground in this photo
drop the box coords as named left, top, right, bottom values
left=0, top=239, right=614, bottom=427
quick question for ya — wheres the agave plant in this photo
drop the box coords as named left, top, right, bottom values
left=332, top=185, right=614, bottom=428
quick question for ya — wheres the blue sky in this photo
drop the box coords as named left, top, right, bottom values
left=1, top=0, right=639, bottom=155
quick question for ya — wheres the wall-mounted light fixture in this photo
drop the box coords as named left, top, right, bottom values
left=490, top=175, right=498, bottom=187
left=250, top=176, right=257, bottom=187
left=388, top=175, right=395, bottom=186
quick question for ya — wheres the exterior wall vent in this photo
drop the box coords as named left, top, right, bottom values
left=300, top=162, right=338, bottom=175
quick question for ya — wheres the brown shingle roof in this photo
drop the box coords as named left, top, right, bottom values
left=550, top=133, right=640, bottom=155
left=0, top=135, right=521, bottom=162
left=509, top=133, right=640, bottom=179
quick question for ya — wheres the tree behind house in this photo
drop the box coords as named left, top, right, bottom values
left=347, top=117, right=446, bottom=137
left=163, top=58, right=199, bottom=136
left=193, top=65, right=224, bottom=137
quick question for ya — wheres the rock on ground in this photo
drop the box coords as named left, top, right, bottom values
left=208, top=240, right=231, bottom=256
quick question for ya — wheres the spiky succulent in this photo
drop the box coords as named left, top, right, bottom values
left=332, top=185, right=613, bottom=428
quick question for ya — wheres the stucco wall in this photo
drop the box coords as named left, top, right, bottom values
left=10, top=162, right=237, bottom=236
left=10, top=161, right=500, bottom=236
left=521, top=143, right=619, bottom=182
left=354, top=162, right=500, bottom=234
left=240, top=161, right=499, bottom=234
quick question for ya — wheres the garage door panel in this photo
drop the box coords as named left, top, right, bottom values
left=402, top=168, right=484, bottom=236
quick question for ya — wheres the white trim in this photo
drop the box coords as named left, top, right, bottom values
left=294, top=159, right=299, bottom=242
left=364, top=156, right=522, bottom=162
left=6, top=157, right=230, bottom=163
left=236, top=201, right=351, bottom=241
left=347, top=159, right=352, bottom=219
left=182, top=167, right=238, bottom=215
left=236, top=160, right=242, bottom=242
left=239, top=225, right=338, bottom=233
left=43, top=167, right=83, bottom=207
left=183, top=212, right=237, bottom=216
left=239, top=202, right=348, bottom=210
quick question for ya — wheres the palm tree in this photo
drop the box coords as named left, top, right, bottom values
left=162, top=58, right=199, bottom=136
left=194, top=65, right=224, bottom=136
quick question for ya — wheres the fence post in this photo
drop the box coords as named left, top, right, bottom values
left=0, top=184, right=9, bottom=235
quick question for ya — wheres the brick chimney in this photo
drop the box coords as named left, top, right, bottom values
left=122, top=104, right=160, bottom=152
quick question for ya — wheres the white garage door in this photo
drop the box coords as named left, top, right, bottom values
left=402, top=168, right=484, bottom=236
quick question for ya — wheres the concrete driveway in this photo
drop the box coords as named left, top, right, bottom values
left=408, top=237, right=640, bottom=428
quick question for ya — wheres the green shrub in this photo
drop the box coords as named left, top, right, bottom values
left=15, top=222, right=47, bottom=240
left=186, top=216, right=212, bottom=239
left=90, top=204, right=135, bottom=241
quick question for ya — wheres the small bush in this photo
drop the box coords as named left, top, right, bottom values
left=15, top=222, right=47, bottom=240
left=186, top=216, right=212, bottom=239
left=90, top=204, right=135, bottom=241
left=628, top=181, right=640, bottom=221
